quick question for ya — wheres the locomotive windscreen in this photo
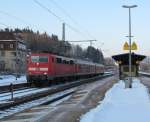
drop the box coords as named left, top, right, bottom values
left=31, top=56, right=48, bottom=62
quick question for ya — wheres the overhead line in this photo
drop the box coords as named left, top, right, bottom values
left=0, top=10, right=31, bottom=26
left=48, top=0, right=99, bottom=41
left=0, top=10, right=48, bottom=33
left=34, top=0, right=91, bottom=39
left=49, top=0, right=78, bottom=25
left=0, top=22, right=10, bottom=28
left=0, top=21, right=16, bottom=29
left=34, top=0, right=64, bottom=22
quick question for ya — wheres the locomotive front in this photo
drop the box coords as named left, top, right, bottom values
left=27, top=53, right=52, bottom=83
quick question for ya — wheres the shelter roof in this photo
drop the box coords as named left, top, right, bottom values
left=112, top=53, right=146, bottom=65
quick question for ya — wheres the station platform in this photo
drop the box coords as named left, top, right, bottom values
left=80, top=77, right=150, bottom=122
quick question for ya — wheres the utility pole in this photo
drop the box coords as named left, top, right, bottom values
left=15, top=39, right=18, bottom=81
left=61, top=22, right=67, bottom=56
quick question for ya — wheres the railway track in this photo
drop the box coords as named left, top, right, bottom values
left=139, top=71, right=150, bottom=77
left=0, top=82, right=33, bottom=94
left=0, top=88, right=75, bottom=119
left=0, top=73, right=113, bottom=119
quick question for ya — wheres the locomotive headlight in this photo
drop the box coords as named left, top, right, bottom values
left=44, top=72, right=47, bottom=75
left=28, top=67, right=36, bottom=71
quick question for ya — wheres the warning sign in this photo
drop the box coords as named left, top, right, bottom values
left=123, top=42, right=129, bottom=50
left=123, top=41, right=137, bottom=50
left=131, top=41, right=137, bottom=50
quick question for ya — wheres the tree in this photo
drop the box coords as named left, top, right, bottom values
left=0, top=28, right=105, bottom=64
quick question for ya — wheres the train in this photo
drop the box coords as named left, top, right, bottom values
left=27, top=53, right=104, bottom=85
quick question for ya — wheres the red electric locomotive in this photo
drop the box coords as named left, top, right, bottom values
left=27, top=53, right=104, bottom=85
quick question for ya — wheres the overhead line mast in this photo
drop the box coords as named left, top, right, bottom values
left=68, top=40, right=97, bottom=47
left=34, top=0, right=98, bottom=41
left=49, top=0, right=97, bottom=40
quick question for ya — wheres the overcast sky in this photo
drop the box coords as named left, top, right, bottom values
left=0, top=0, right=149, bottom=57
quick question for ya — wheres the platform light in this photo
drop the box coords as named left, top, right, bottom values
left=122, top=4, right=138, bottom=88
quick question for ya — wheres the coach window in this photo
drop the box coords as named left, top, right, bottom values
left=10, top=44, right=14, bottom=49
left=66, top=61, right=69, bottom=64
left=63, top=60, right=67, bottom=64
left=0, top=44, right=4, bottom=49
left=1, top=51, right=5, bottom=56
left=56, top=58, right=62, bottom=63
left=70, top=60, right=74, bottom=65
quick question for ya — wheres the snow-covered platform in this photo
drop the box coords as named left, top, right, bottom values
left=80, top=78, right=150, bottom=122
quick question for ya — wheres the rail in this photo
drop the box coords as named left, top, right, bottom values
left=0, top=82, right=33, bottom=94
left=139, top=71, right=150, bottom=77
left=0, top=74, right=113, bottom=110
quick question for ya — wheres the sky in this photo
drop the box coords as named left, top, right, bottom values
left=0, top=0, right=149, bottom=57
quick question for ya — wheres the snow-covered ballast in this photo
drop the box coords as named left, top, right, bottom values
left=112, top=53, right=146, bottom=79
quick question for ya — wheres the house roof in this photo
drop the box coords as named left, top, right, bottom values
left=0, top=32, right=16, bottom=40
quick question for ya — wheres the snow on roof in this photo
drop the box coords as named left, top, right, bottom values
left=80, top=78, right=150, bottom=122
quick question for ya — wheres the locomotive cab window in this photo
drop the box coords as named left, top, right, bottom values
left=31, top=56, right=48, bottom=62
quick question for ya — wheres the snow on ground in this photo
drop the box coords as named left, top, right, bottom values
left=139, top=71, right=150, bottom=75
left=0, top=75, right=26, bottom=86
left=80, top=78, right=150, bottom=122
left=0, top=88, right=75, bottom=119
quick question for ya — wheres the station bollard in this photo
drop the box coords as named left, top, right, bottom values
left=124, top=78, right=130, bottom=88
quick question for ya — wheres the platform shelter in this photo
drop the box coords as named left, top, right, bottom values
left=112, top=53, right=146, bottom=79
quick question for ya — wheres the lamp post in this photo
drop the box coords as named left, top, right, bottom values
left=122, top=5, right=137, bottom=88
left=16, top=39, right=18, bottom=81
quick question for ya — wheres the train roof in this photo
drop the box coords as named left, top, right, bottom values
left=75, top=59, right=104, bottom=66
left=30, top=53, right=104, bottom=66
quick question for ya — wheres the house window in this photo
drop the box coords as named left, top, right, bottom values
left=0, top=44, right=4, bottom=49
left=11, top=52, right=16, bottom=56
left=10, top=44, right=14, bottom=48
left=1, top=51, right=5, bottom=56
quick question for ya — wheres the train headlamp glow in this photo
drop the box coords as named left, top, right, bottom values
left=28, top=67, right=36, bottom=71
left=44, top=72, right=47, bottom=75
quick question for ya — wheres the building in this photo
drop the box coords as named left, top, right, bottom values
left=0, top=32, right=27, bottom=73
left=112, top=53, right=146, bottom=79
